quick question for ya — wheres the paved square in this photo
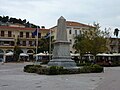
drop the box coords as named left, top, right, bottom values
left=0, top=62, right=119, bottom=90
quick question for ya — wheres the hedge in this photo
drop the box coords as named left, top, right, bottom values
left=24, top=64, right=103, bottom=75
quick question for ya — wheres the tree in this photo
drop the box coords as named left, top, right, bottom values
left=37, top=36, right=54, bottom=53
left=13, top=36, right=22, bottom=61
left=0, top=16, right=2, bottom=21
left=1, top=16, right=9, bottom=23
left=114, top=28, right=119, bottom=53
left=13, top=46, right=23, bottom=61
left=114, top=28, right=119, bottom=37
left=22, top=19, right=26, bottom=24
left=73, top=23, right=109, bottom=56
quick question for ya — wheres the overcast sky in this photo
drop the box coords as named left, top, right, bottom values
left=0, top=0, right=120, bottom=36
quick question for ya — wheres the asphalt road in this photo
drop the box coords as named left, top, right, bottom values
left=0, top=62, right=120, bottom=90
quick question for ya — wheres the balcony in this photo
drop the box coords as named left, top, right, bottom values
left=0, top=38, right=14, bottom=41
left=0, top=44, right=14, bottom=49
left=19, top=46, right=36, bottom=49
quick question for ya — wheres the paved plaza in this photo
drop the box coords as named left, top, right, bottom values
left=0, top=62, right=120, bottom=90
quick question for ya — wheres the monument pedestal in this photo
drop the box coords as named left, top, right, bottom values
left=48, top=41, right=77, bottom=68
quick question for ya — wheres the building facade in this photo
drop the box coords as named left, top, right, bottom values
left=109, top=38, right=120, bottom=53
left=50, top=21, right=94, bottom=53
left=0, top=25, right=50, bottom=61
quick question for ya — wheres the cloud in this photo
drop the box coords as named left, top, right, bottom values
left=0, top=0, right=120, bottom=34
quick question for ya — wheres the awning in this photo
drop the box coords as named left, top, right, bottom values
left=70, top=53, right=80, bottom=56
left=20, top=53, right=29, bottom=57
left=83, top=54, right=94, bottom=56
left=96, top=53, right=113, bottom=56
left=5, top=52, right=13, bottom=56
left=36, top=53, right=47, bottom=56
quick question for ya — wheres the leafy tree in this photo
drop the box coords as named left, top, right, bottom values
left=0, top=16, right=2, bottom=21
left=22, top=19, right=26, bottom=24
left=13, top=36, right=22, bottom=61
left=114, top=28, right=119, bottom=37
left=18, top=18, right=22, bottom=24
left=73, top=23, right=109, bottom=56
left=13, top=46, right=23, bottom=61
left=37, top=36, right=54, bottom=53
left=1, top=16, right=9, bottom=23
left=25, top=21, right=30, bottom=27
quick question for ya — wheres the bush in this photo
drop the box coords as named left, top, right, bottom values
left=24, top=64, right=103, bottom=75
left=79, top=64, right=103, bottom=73
left=24, top=65, right=42, bottom=73
left=47, top=66, right=63, bottom=75
left=79, top=66, right=92, bottom=73
left=91, top=64, right=103, bottom=73
left=24, top=65, right=34, bottom=72
left=36, top=67, right=47, bottom=74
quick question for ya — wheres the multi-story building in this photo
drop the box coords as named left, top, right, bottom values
left=109, top=38, right=120, bottom=53
left=0, top=24, right=50, bottom=61
left=50, top=21, right=94, bottom=53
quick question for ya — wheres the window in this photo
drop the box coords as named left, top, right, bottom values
left=10, top=41, right=14, bottom=46
left=75, top=30, right=77, bottom=35
left=32, top=32, right=35, bottom=38
left=69, top=30, right=72, bottom=34
left=0, top=42, right=4, bottom=45
left=20, top=32, right=23, bottom=37
left=29, top=41, right=32, bottom=46
left=38, top=33, right=41, bottom=38
left=32, top=41, right=35, bottom=46
left=1, top=31, right=4, bottom=37
left=26, top=41, right=29, bottom=46
left=20, top=41, right=22, bottom=45
left=79, top=30, right=81, bottom=35
left=26, top=32, right=29, bottom=38
left=85, top=31, right=87, bottom=34
left=69, top=39, right=72, bottom=44
left=23, top=41, right=26, bottom=46
left=8, top=31, right=12, bottom=37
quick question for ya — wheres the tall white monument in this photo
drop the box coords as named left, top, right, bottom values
left=48, top=16, right=77, bottom=68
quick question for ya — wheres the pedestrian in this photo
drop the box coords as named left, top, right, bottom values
left=1, top=59, right=4, bottom=65
left=108, top=60, right=112, bottom=66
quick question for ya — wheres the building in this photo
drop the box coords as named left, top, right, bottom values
left=50, top=21, right=94, bottom=53
left=109, top=37, right=120, bottom=53
left=0, top=25, right=50, bottom=61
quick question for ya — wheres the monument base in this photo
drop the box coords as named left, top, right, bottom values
left=48, top=58, right=77, bottom=69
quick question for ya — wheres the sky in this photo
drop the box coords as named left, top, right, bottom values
left=0, top=0, right=120, bottom=37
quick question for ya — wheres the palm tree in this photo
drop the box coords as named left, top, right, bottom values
left=114, top=28, right=119, bottom=53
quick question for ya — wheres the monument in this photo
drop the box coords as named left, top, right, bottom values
left=48, top=16, right=77, bottom=68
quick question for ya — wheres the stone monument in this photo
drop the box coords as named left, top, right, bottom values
left=48, top=16, right=77, bottom=68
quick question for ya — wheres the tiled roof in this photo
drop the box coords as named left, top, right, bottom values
left=0, top=26, right=50, bottom=31
left=50, top=21, right=94, bottom=29
left=66, top=21, right=94, bottom=27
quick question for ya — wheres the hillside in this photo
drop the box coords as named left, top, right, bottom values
left=0, top=16, right=40, bottom=28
